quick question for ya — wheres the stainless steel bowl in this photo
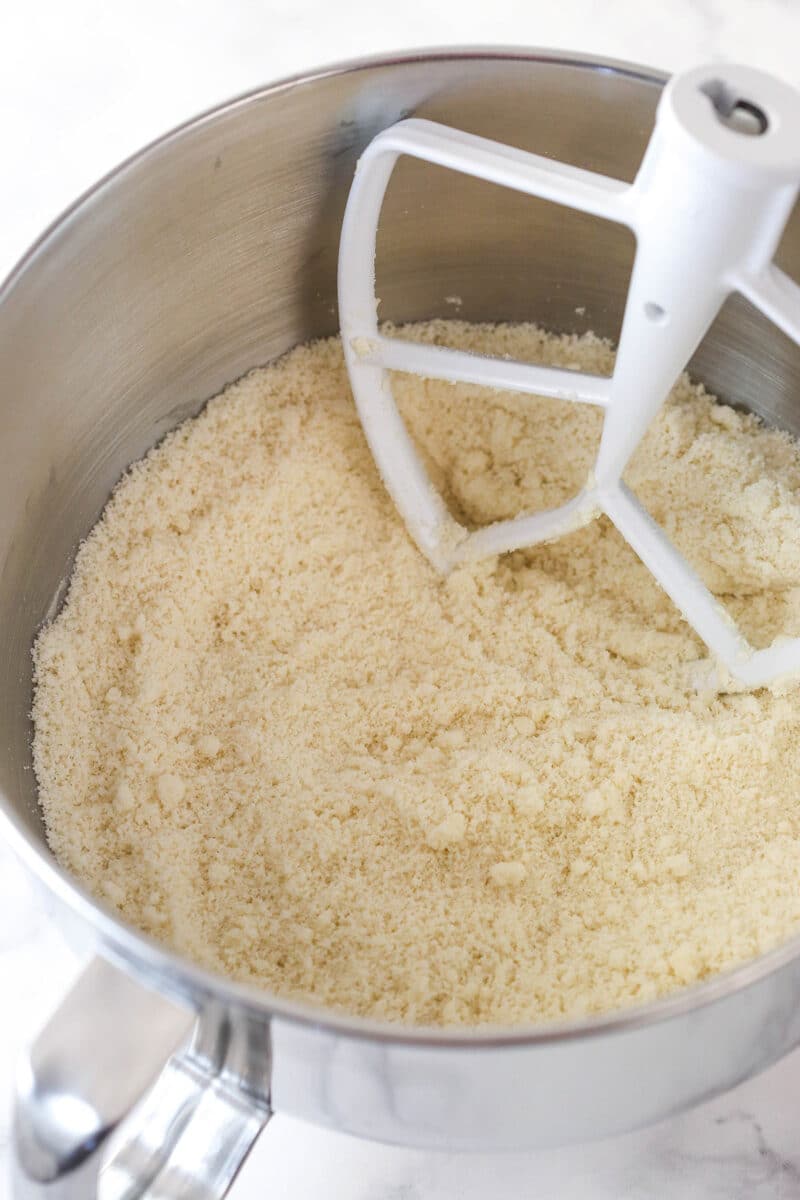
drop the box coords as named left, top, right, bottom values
left=4, top=48, right=800, bottom=1200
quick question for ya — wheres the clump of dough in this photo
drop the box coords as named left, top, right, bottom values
left=426, top=812, right=467, bottom=850
left=490, top=861, right=527, bottom=887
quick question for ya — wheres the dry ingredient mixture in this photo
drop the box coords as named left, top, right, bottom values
left=32, top=321, right=800, bottom=1027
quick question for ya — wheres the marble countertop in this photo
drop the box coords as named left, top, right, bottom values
left=4, top=1, right=800, bottom=1197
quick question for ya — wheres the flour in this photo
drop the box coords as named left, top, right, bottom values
left=32, top=322, right=800, bottom=1026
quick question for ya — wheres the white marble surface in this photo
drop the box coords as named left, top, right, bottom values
left=4, top=1, right=800, bottom=1197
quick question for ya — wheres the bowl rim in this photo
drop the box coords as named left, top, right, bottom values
left=6, top=42, right=797, bottom=1050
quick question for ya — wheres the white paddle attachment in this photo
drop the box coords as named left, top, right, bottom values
left=339, top=65, right=800, bottom=688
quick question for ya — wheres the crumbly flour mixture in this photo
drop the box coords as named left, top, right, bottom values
left=33, top=322, right=800, bottom=1027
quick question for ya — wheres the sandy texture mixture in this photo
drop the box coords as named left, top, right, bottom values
left=32, top=322, right=800, bottom=1027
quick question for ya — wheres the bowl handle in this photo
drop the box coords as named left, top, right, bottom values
left=11, top=957, right=272, bottom=1200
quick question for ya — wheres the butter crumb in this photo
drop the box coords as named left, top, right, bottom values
left=514, top=785, right=545, bottom=815
left=490, top=861, right=526, bottom=887
left=156, top=774, right=186, bottom=806
left=669, top=944, right=699, bottom=983
left=437, top=728, right=466, bottom=749
left=665, top=854, right=691, bottom=879
left=197, top=734, right=222, bottom=759
left=101, top=879, right=125, bottom=905
left=114, top=780, right=135, bottom=812
left=582, top=788, right=608, bottom=817
left=426, top=812, right=466, bottom=850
